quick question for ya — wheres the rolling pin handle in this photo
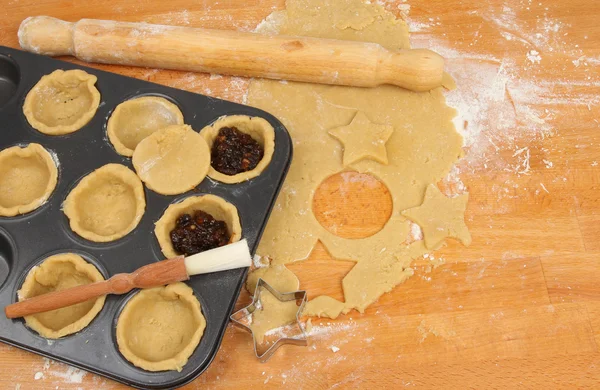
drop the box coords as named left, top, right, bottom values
left=380, top=49, right=445, bottom=92
left=18, top=16, right=75, bottom=56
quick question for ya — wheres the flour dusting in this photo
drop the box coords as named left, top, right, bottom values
left=407, top=2, right=598, bottom=177
left=28, top=358, right=88, bottom=387
left=306, top=320, right=360, bottom=341
left=253, top=254, right=269, bottom=268
left=406, top=222, right=423, bottom=244
left=526, top=49, right=542, bottom=64
left=48, top=366, right=87, bottom=384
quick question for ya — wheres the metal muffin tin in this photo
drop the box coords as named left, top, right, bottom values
left=0, top=46, right=292, bottom=389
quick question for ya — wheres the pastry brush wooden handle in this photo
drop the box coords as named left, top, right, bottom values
left=4, top=257, right=188, bottom=319
left=18, top=16, right=445, bottom=92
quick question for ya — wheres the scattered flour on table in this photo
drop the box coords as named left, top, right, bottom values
left=47, top=366, right=87, bottom=384
left=259, top=319, right=361, bottom=346
left=28, top=358, right=90, bottom=387
left=138, top=9, right=192, bottom=26
left=305, top=321, right=359, bottom=339
left=526, top=50, right=542, bottom=64
left=263, top=325, right=295, bottom=340
left=417, top=320, right=457, bottom=343
left=423, top=253, right=446, bottom=268
left=406, top=2, right=599, bottom=176
left=440, top=165, right=468, bottom=198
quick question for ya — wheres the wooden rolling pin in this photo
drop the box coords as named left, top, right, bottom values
left=5, top=240, right=251, bottom=319
left=18, top=16, right=445, bottom=92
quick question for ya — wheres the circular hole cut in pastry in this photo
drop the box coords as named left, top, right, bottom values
left=23, top=69, right=101, bottom=135
left=63, top=163, right=146, bottom=242
left=200, top=115, right=275, bottom=184
left=18, top=253, right=106, bottom=339
left=132, top=124, right=210, bottom=196
left=116, top=282, right=206, bottom=372
left=155, top=194, right=241, bottom=258
left=107, top=96, right=184, bottom=157
left=313, top=172, right=393, bottom=239
left=0, top=143, right=58, bottom=217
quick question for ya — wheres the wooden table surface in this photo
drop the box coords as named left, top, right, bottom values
left=1, top=0, right=600, bottom=388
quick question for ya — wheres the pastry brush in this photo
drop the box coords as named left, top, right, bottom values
left=4, top=239, right=251, bottom=319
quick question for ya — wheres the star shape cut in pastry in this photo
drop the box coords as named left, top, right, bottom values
left=401, top=184, right=471, bottom=250
left=329, top=111, right=394, bottom=166
left=287, top=242, right=356, bottom=302
left=230, top=278, right=308, bottom=362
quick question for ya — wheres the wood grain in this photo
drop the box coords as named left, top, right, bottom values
left=287, top=241, right=356, bottom=302
left=0, top=0, right=599, bottom=389
left=312, top=172, right=393, bottom=239
left=19, top=16, right=446, bottom=91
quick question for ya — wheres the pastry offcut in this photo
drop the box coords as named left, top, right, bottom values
left=249, top=286, right=301, bottom=345
left=107, top=96, right=184, bottom=157
left=155, top=194, right=241, bottom=258
left=116, top=283, right=206, bottom=372
left=63, top=163, right=146, bottom=242
left=132, top=125, right=210, bottom=195
left=18, top=253, right=105, bottom=339
left=23, top=69, right=101, bottom=135
left=200, top=115, right=275, bottom=184
left=0, top=143, right=58, bottom=217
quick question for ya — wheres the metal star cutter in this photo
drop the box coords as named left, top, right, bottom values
left=230, top=278, right=308, bottom=362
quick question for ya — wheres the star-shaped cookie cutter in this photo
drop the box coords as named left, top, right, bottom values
left=230, top=278, right=308, bottom=362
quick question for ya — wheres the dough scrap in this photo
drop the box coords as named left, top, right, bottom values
left=0, top=143, right=58, bottom=217
left=200, top=115, right=275, bottom=184
left=246, top=263, right=299, bottom=296
left=18, top=253, right=105, bottom=339
left=63, top=163, right=146, bottom=242
left=303, top=295, right=346, bottom=319
left=132, top=125, right=210, bottom=195
left=155, top=194, right=241, bottom=258
left=401, top=184, right=471, bottom=249
left=107, top=96, right=184, bottom=157
left=116, top=283, right=205, bottom=372
left=23, top=69, right=100, bottom=135
left=281, top=0, right=410, bottom=50
left=328, top=111, right=394, bottom=166
left=247, top=0, right=468, bottom=318
left=333, top=2, right=380, bottom=30
left=250, top=287, right=301, bottom=345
